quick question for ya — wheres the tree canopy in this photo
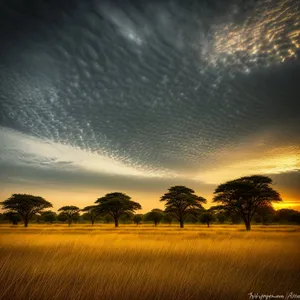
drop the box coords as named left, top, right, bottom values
left=144, top=209, right=164, bottom=226
left=95, top=192, right=141, bottom=227
left=160, top=186, right=206, bottom=228
left=0, top=194, right=52, bottom=227
left=58, top=206, right=80, bottom=226
left=41, top=211, right=57, bottom=224
left=3, top=211, right=21, bottom=225
left=213, top=175, right=281, bottom=230
left=199, top=212, right=215, bottom=227
left=133, top=214, right=143, bottom=225
left=81, top=205, right=101, bottom=225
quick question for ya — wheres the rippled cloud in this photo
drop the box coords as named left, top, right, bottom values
left=0, top=0, right=299, bottom=208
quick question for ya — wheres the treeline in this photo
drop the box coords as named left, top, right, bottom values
left=1, top=175, right=299, bottom=230
left=1, top=207, right=299, bottom=227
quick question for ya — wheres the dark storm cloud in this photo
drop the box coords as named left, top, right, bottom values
left=0, top=0, right=299, bottom=180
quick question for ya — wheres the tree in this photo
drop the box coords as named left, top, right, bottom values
left=217, top=213, right=227, bottom=224
left=120, top=212, right=134, bottom=224
left=163, top=214, right=173, bottom=225
left=160, top=186, right=206, bottom=228
left=4, top=212, right=21, bottom=225
left=185, top=213, right=199, bottom=224
left=0, top=194, right=52, bottom=227
left=95, top=192, right=141, bottom=227
left=58, top=206, right=80, bottom=226
left=133, top=214, right=143, bottom=225
left=103, top=214, right=114, bottom=224
left=229, top=213, right=242, bottom=224
left=72, top=212, right=81, bottom=224
left=144, top=209, right=164, bottom=226
left=213, top=175, right=282, bottom=231
left=57, top=212, right=68, bottom=223
left=81, top=205, right=101, bottom=225
left=255, top=204, right=275, bottom=225
left=199, top=212, right=215, bottom=227
left=274, top=209, right=300, bottom=224
left=41, top=211, right=57, bottom=224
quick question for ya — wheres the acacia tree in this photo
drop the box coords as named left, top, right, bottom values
left=120, top=212, right=134, bottom=224
left=58, top=206, right=80, bottom=226
left=160, top=186, right=206, bottom=228
left=81, top=205, right=101, bottom=225
left=274, top=209, right=300, bottom=224
left=199, top=212, right=215, bottom=227
left=164, top=214, right=173, bottom=225
left=4, top=212, right=21, bottom=225
left=144, top=209, right=164, bottom=226
left=41, top=211, right=57, bottom=224
left=255, top=204, right=275, bottom=225
left=213, top=175, right=281, bottom=231
left=133, top=214, right=143, bottom=225
left=0, top=194, right=52, bottom=227
left=95, top=192, right=141, bottom=227
left=57, top=211, right=68, bottom=223
left=208, top=205, right=228, bottom=224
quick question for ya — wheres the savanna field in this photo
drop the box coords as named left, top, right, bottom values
left=0, top=224, right=300, bottom=300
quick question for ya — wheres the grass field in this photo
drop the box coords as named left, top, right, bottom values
left=0, top=224, right=299, bottom=300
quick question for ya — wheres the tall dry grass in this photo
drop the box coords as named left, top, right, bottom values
left=0, top=224, right=299, bottom=300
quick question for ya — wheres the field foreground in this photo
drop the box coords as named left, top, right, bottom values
left=0, top=224, right=300, bottom=300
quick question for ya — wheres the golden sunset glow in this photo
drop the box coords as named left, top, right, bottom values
left=208, top=0, right=300, bottom=69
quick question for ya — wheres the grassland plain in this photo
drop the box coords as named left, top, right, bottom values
left=0, top=224, right=299, bottom=300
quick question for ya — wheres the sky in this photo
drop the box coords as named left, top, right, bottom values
left=0, top=0, right=299, bottom=212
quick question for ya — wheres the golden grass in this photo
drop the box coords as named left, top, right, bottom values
left=0, top=224, right=299, bottom=300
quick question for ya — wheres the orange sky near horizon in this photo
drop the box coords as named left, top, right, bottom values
left=1, top=183, right=299, bottom=214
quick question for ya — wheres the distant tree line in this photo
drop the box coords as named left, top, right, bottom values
left=1, top=175, right=299, bottom=230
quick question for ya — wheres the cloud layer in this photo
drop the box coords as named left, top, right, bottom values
left=0, top=0, right=299, bottom=208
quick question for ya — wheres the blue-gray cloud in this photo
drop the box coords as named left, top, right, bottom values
left=0, top=0, right=299, bottom=201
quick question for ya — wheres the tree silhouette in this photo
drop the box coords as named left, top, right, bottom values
left=255, top=204, right=275, bottom=225
left=199, top=212, right=215, bottom=227
left=274, top=209, right=300, bottom=224
left=160, top=186, right=206, bottom=228
left=216, top=213, right=227, bottom=224
left=4, top=211, right=21, bottom=225
left=57, top=212, right=68, bottom=223
left=58, top=206, right=80, bottom=226
left=0, top=194, right=52, bottom=227
left=163, top=214, right=173, bottom=225
left=120, top=212, right=134, bottom=224
left=133, top=214, right=143, bottom=225
left=72, top=212, right=81, bottom=224
left=41, top=211, right=57, bottom=224
left=81, top=205, right=101, bottom=225
left=213, top=175, right=282, bottom=231
left=95, top=192, right=141, bottom=227
left=144, top=209, right=164, bottom=226
left=208, top=205, right=228, bottom=224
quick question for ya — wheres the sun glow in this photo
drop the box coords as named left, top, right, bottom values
left=196, top=150, right=300, bottom=184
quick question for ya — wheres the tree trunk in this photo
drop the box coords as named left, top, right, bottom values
left=245, top=220, right=251, bottom=231
left=68, top=220, right=72, bottom=226
left=207, top=222, right=210, bottom=228
left=179, top=216, right=184, bottom=228
left=114, top=218, right=119, bottom=227
left=154, top=221, right=158, bottom=227
left=91, top=219, right=95, bottom=226
left=24, top=218, right=28, bottom=227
